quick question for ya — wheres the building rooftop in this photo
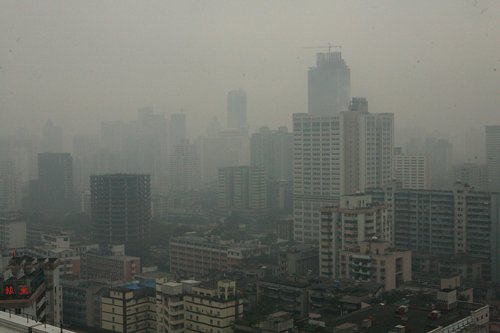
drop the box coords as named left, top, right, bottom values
left=323, top=302, right=486, bottom=333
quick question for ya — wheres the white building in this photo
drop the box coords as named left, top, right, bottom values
left=292, top=113, right=341, bottom=242
left=394, top=153, right=430, bottom=189
left=292, top=98, right=394, bottom=243
left=169, top=142, right=201, bottom=193
left=217, top=166, right=266, bottom=211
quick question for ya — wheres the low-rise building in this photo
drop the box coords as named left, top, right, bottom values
left=257, top=279, right=309, bottom=318
left=81, top=252, right=141, bottom=283
left=0, top=256, right=62, bottom=325
left=101, top=280, right=156, bottom=333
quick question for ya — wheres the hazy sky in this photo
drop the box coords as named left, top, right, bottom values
left=1, top=0, right=499, bottom=144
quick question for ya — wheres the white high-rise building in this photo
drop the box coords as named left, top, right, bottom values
left=169, top=142, right=201, bottom=193
left=293, top=98, right=394, bottom=243
left=340, top=98, right=394, bottom=194
left=486, top=125, right=500, bottom=192
left=293, top=113, right=341, bottom=242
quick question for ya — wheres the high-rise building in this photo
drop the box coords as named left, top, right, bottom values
left=292, top=98, right=393, bottom=242
left=90, top=174, right=151, bottom=256
left=217, top=166, right=266, bottom=211
left=308, top=51, right=350, bottom=116
left=32, top=153, right=74, bottom=217
left=251, top=126, right=293, bottom=182
left=394, top=150, right=430, bottom=189
left=168, top=142, right=201, bottom=193
left=340, top=99, right=394, bottom=194
left=486, top=125, right=500, bottom=192
left=0, top=174, right=18, bottom=213
left=368, top=181, right=500, bottom=282
left=0, top=212, right=26, bottom=249
left=292, top=113, right=341, bottom=242
left=227, top=89, right=247, bottom=131
left=251, top=126, right=293, bottom=211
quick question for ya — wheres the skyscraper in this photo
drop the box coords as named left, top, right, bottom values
left=34, top=153, right=74, bottom=217
left=308, top=51, right=350, bottom=116
left=169, top=142, right=201, bottom=193
left=227, top=89, right=247, bottom=131
left=486, top=125, right=500, bottom=192
left=170, top=113, right=187, bottom=146
left=91, top=174, right=151, bottom=256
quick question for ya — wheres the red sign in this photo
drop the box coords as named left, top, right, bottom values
left=4, top=285, right=14, bottom=296
left=18, top=285, right=29, bottom=295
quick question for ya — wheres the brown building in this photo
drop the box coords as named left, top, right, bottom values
left=81, top=252, right=141, bottom=283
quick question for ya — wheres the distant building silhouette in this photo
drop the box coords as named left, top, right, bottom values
left=308, top=51, right=350, bottom=116
left=486, top=125, right=500, bottom=192
left=30, top=152, right=74, bottom=217
left=227, top=89, right=247, bottom=132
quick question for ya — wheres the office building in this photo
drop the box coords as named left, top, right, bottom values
left=308, top=51, right=350, bottom=116
left=34, top=152, right=74, bottom=217
left=394, top=151, right=430, bottom=190
left=486, top=125, right=500, bottom=192
left=217, top=166, right=266, bottom=211
left=368, top=181, right=500, bottom=282
left=91, top=174, right=151, bottom=256
left=451, top=163, right=488, bottom=191
left=168, top=142, right=201, bottom=193
left=227, top=89, right=247, bottom=132
left=319, top=194, right=391, bottom=278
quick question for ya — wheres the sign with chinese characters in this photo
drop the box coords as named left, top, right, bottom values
left=1, top=283, right=31, bottom=297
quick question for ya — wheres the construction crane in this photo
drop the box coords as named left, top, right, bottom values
left=303, top=43, right=342, bottom=53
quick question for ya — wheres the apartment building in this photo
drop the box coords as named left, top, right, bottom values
left=394, top=152, right=430, bottom=189
left=169, top=236, right=270, bottom=277
left=101, top=280, right=156, bottom=333
left=338, top=240, right=411, bottom=291
left=0, top=212, right=26, bottom=249
left=81, top=252, right=141, bottom=282
left=368, top=181, right=500, bottom=282
left=319, top=194, right=391, bottom=278
left=217, top=166, right=267, bottom=211
left=184, top=280, right=243, bottom=333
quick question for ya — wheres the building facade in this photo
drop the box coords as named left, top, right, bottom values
left=217, top=166, right=266, bottom=211
left=368, top=181, right=500, bottom=282
left=486, top=125, right=500, bottom=192
left=91, top=174, right=151, bottom=256
left=394, top=153, right=430, bottom=190
left=227, top=89, right=248, bottom=132
left=319, top=194, right=391, bottom=278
